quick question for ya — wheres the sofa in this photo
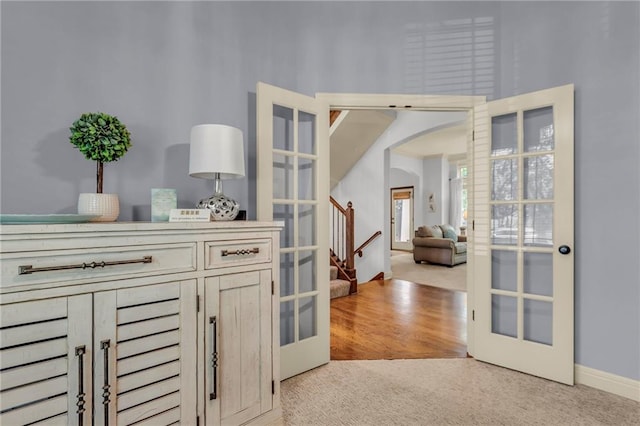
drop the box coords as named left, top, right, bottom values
left=412, top=224, right=467, bottom=267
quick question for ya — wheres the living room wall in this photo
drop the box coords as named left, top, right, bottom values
left=421, top=155, right=449, bottom=227
left=1, top=1, right=638, bottom=382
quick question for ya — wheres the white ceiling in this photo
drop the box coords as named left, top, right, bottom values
left=329, top=110, right=468, bottom=189
left=330, top=110, right=396, bottom=188
left=391, top=122, right=468, bottom=159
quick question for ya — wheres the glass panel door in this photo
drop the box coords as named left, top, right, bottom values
left=489, top=106, right=555, bottom=343
left=273, top=104, right=321, bottom=349
left=473, top=85, right=574, bottom=385
left=257, top=82, right=329, bottom=380
left=391, top=187, right=414, bottom=251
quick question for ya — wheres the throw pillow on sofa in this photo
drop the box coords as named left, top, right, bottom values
left=440, top=224, right=458, bottom=242
left=416, top=226, right=432, bottom=237
left=429, top=225, right=444, bottom=238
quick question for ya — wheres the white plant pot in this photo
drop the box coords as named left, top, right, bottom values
left=78, top=193, right=120, bottom=222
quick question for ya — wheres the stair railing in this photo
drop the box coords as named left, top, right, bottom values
left=330, top=197, right=383, bottom=294
left=355, top=231, right=382, bottom=258
left=330, top=197, right=356, bottom=288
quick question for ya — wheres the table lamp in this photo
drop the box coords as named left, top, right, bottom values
left=189, top=124, right=245, bottom=220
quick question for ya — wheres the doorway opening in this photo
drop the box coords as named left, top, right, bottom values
left=391, top=186, right=414, bottom=251
left=326, top=104, right=474, bottom=361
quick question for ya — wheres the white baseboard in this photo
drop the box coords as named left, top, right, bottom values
left=575, top=364, right=640, bottom=402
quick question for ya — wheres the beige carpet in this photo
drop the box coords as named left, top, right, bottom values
left=281, top=359, right=639, bottom=425
left=391, top=252, right=467, bottom=292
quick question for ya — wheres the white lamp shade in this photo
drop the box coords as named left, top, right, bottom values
left=189, top=124, right=245, bottom=179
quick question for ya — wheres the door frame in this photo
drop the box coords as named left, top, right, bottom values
left=317, top=92, right=485, bottom=354
left=390, top=186, right=415, bottom=251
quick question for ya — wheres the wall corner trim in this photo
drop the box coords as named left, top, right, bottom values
left=575, top=364, right=640, bottom=402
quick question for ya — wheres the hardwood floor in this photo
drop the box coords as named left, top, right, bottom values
left=330, top=279, right=467, bottom=360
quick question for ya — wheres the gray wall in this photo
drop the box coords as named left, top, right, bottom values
left=2, top=1, right=638, bottom=381
left=422, top=155, right=449, bottom=226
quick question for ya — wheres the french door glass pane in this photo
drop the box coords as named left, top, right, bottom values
left=298, top=296, right=317, bottom=341
left=273, top=105, right=294, bottom=151
left=491, top=204, right=518, bottom=245
left=298, top=204, right=316, bottom=247
left=272, top=103, right=321, bottom=353
left=491, top=113, right=517, bottom=156
left=524, top=204, right=553, bottom=247
left=523, top=252, right=553, bottom=296
left=491, top=158, right=518, bottom=200
left=491, top=250, right=517, bottom=291
left=273, top=154, right=293, bottom=199
left=524, top=106, right=554, bottom=152
left=280, top=252, right=295, bottom=297
left=298, top=111, right=316, bottom=155
left=491, top=294, right=517, bottom=338
left=298, top=157, right=316, bottom=200
left=274, top=204, right=294, bottom=249
left=298, top=250, right=317, bottom=293
left=524, top=299, right=553, bottom=345
left=524, top=155, right=554, bottom=200
left=280, top=301, right=295, bottom=346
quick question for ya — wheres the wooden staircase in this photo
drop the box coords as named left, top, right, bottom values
left=329, top=197, right=382, bottom=299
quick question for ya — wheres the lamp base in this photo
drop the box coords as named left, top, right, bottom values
left=197, top=193, right=240, bottom=221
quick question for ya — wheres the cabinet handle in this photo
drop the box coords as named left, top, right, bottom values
left=75, top=345, right=87, bottom=426
left=220, top=247, right=259, bottom=257
left=209, top=316, right=218, bottom=400
left=18, top=255, right=153, bottom=275
left=101, top=340, right=111, bottom=425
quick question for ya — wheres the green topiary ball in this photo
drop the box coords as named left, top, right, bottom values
left=69, top=112, right=132, bottom=163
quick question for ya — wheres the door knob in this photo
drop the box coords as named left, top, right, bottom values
left=558, top=245, right=571, bottom=255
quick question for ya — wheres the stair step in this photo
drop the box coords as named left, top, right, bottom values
left=330, top=265, right=338, bottom=280
left=330, top=279, right=351, bottom=299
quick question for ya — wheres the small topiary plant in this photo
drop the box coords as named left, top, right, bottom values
left=69, top=112, right=132, bottom=193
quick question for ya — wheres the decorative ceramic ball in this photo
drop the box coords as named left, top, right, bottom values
left=197, top=194, right=239, bottom=221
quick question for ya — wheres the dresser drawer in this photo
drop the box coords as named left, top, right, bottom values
left=1, top=243, right=196, bottom=291
left=205, top=239, right=272, bottom=269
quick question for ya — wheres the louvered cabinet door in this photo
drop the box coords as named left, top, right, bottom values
left=0, top=294, right=93, bottom=426
left=94, top=280, right=197, bottom=426
left=204, top=270, right=273, bottom=426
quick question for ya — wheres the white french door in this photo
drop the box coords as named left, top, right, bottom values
left=390, top=187, right=414, bottom=251
left=472, top=84, right=574, bottom=384
left=256, top=85, right=573, bottom=384
left=256, top=82, right=330, bottom=380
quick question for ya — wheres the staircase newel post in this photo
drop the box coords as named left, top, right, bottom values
left=345, top=202, right=357, bottom=293
left=345, top=202, right=355, bottom=270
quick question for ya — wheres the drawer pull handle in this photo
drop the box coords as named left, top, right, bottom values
left=209, top=316, right=218, bottom=400
left=101, top=340, right=111, bottom=425
left=18, top=255, right=153, bottom=275
left=221, top=247, right=260, bottom=257
left=75, top=345, right=87, bottom=425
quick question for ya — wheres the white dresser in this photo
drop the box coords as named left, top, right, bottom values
left=0, top=222, right=282, bottom=426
